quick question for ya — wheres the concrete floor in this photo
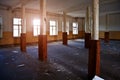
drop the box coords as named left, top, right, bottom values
left=0, top=39, right=120, bottom=80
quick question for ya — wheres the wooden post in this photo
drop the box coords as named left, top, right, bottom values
left=62, top=12, right=67, bottom=45
left=38, top=0, right=47, bottom=62
left=88, top=0, right=100, bottom=79
left=20, top=6, right=26, bottom=52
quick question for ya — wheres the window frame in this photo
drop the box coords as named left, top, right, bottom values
left=13, top=18, right=22, bottom=37
left=49, top=20, right=58, bottom=36
left=72, top=22, right=78, bottom=35
left=33, top=19, right=40, bottom=36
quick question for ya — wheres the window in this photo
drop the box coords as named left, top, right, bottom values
left=49, top=20, right=58, bottom=35
left=62, top=21, right=69, bottom=35
left=0, top=16, right=3, bottom=38
left=13, top=18, right=21, bottom=37
left=73, top=22, right=78, bottom=34
left=33, top=19, right=40, bottom=36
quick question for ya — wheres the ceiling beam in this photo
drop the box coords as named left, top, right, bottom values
left=63, top=2, right=91, bottom=13
left=12, top=0, right=36, bottom=10
left=0, top=3, right=11, bottom=10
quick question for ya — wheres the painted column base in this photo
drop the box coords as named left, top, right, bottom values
left=88, top=40, right=100, bottom=80
left=85, top=33, right=91, bottom=48
left=104, top=32, right=109, bottom=43
left=20, top=33, right=26, bottom=52
left=38, top=35, right=47, bottom=62
left=62, top=32, right=67, bottom=45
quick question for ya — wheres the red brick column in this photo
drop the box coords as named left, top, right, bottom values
left=88, top=40, right=100, bottom=79
left=38, top=35, right=47, bottom=62
left=85, top=33, right=91, bottom=48
left=20, top=33, right=26, bottom=52
left=104, top=32, right=109, bottom=43
left=62, top=32, right=67, bottom=45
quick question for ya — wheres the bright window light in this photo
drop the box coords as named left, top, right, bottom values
left=73, top=22, right=78, bottom=35
left=33, top=19, right=40, bottom=25
left=49, top=20, right=58, bottom=36
left=33, top=19, right=40, bottom=36
left=50, top=21, right=56, bottom=26
left=13, top=18, right=21, bottom=37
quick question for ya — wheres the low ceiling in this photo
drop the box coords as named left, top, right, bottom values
left=0, top=0, right=120, bottom=17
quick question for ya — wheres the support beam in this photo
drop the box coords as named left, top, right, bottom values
left=38, top=0, right=47, bottom=62
left=63, top=2, right=90, bottom=13
left=12, top=0, right=35, bottom=10
left=62, top=12, right=67, bottom=45
left=85, top=6, right=91, bottom=48
left=88, top=0, right=100, bottom=79
left=85, top=6, right=91, bottom=33
left=38, top=35, right=47, bottom=61
left=20, top=6, right=26, bottom=52
left=91, top=0, right=99, bottom=40
left=88, top=40, right=100, bottom=80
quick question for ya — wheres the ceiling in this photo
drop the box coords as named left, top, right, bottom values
left=0, top=0, right=120, bottom=17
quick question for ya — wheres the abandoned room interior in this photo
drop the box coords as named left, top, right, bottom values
left=0, top=0, right=120, bottom=80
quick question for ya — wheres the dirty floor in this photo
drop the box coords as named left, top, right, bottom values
left=0, top=39, right=120, bottom=80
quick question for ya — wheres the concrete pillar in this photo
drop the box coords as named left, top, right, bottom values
left=104, top=14, right=109, bottom=43
left=88, top=0, right=100, bottom=79
left=91, top=0, right=99, bottom=40
left=62, top=12, right=67, bottom=45
left=38, top=0, right=47, bottom=62
left=85, top=6, right=91, bottom=48
left=20, top=6, right=26, bottom=52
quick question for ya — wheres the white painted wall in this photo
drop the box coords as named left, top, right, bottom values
left=0, top=10, right=13, bottom=32
left=109, top=13, right=120, bottom=31
left=99, top=15, right=106, bottom=31
left=99, top=13, right=120, bottom=31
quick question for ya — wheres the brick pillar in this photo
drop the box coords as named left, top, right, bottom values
left=20, top=33, right=26, bottom=52
left=38, top=35, right=47, bottom=62
left=104, top=32, right=109, bottom=43
left=88, top=40, right=100, bottom=80
left=62, top=32, right=67, bottom=45
left=85, top=33, right=91, bottom=48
